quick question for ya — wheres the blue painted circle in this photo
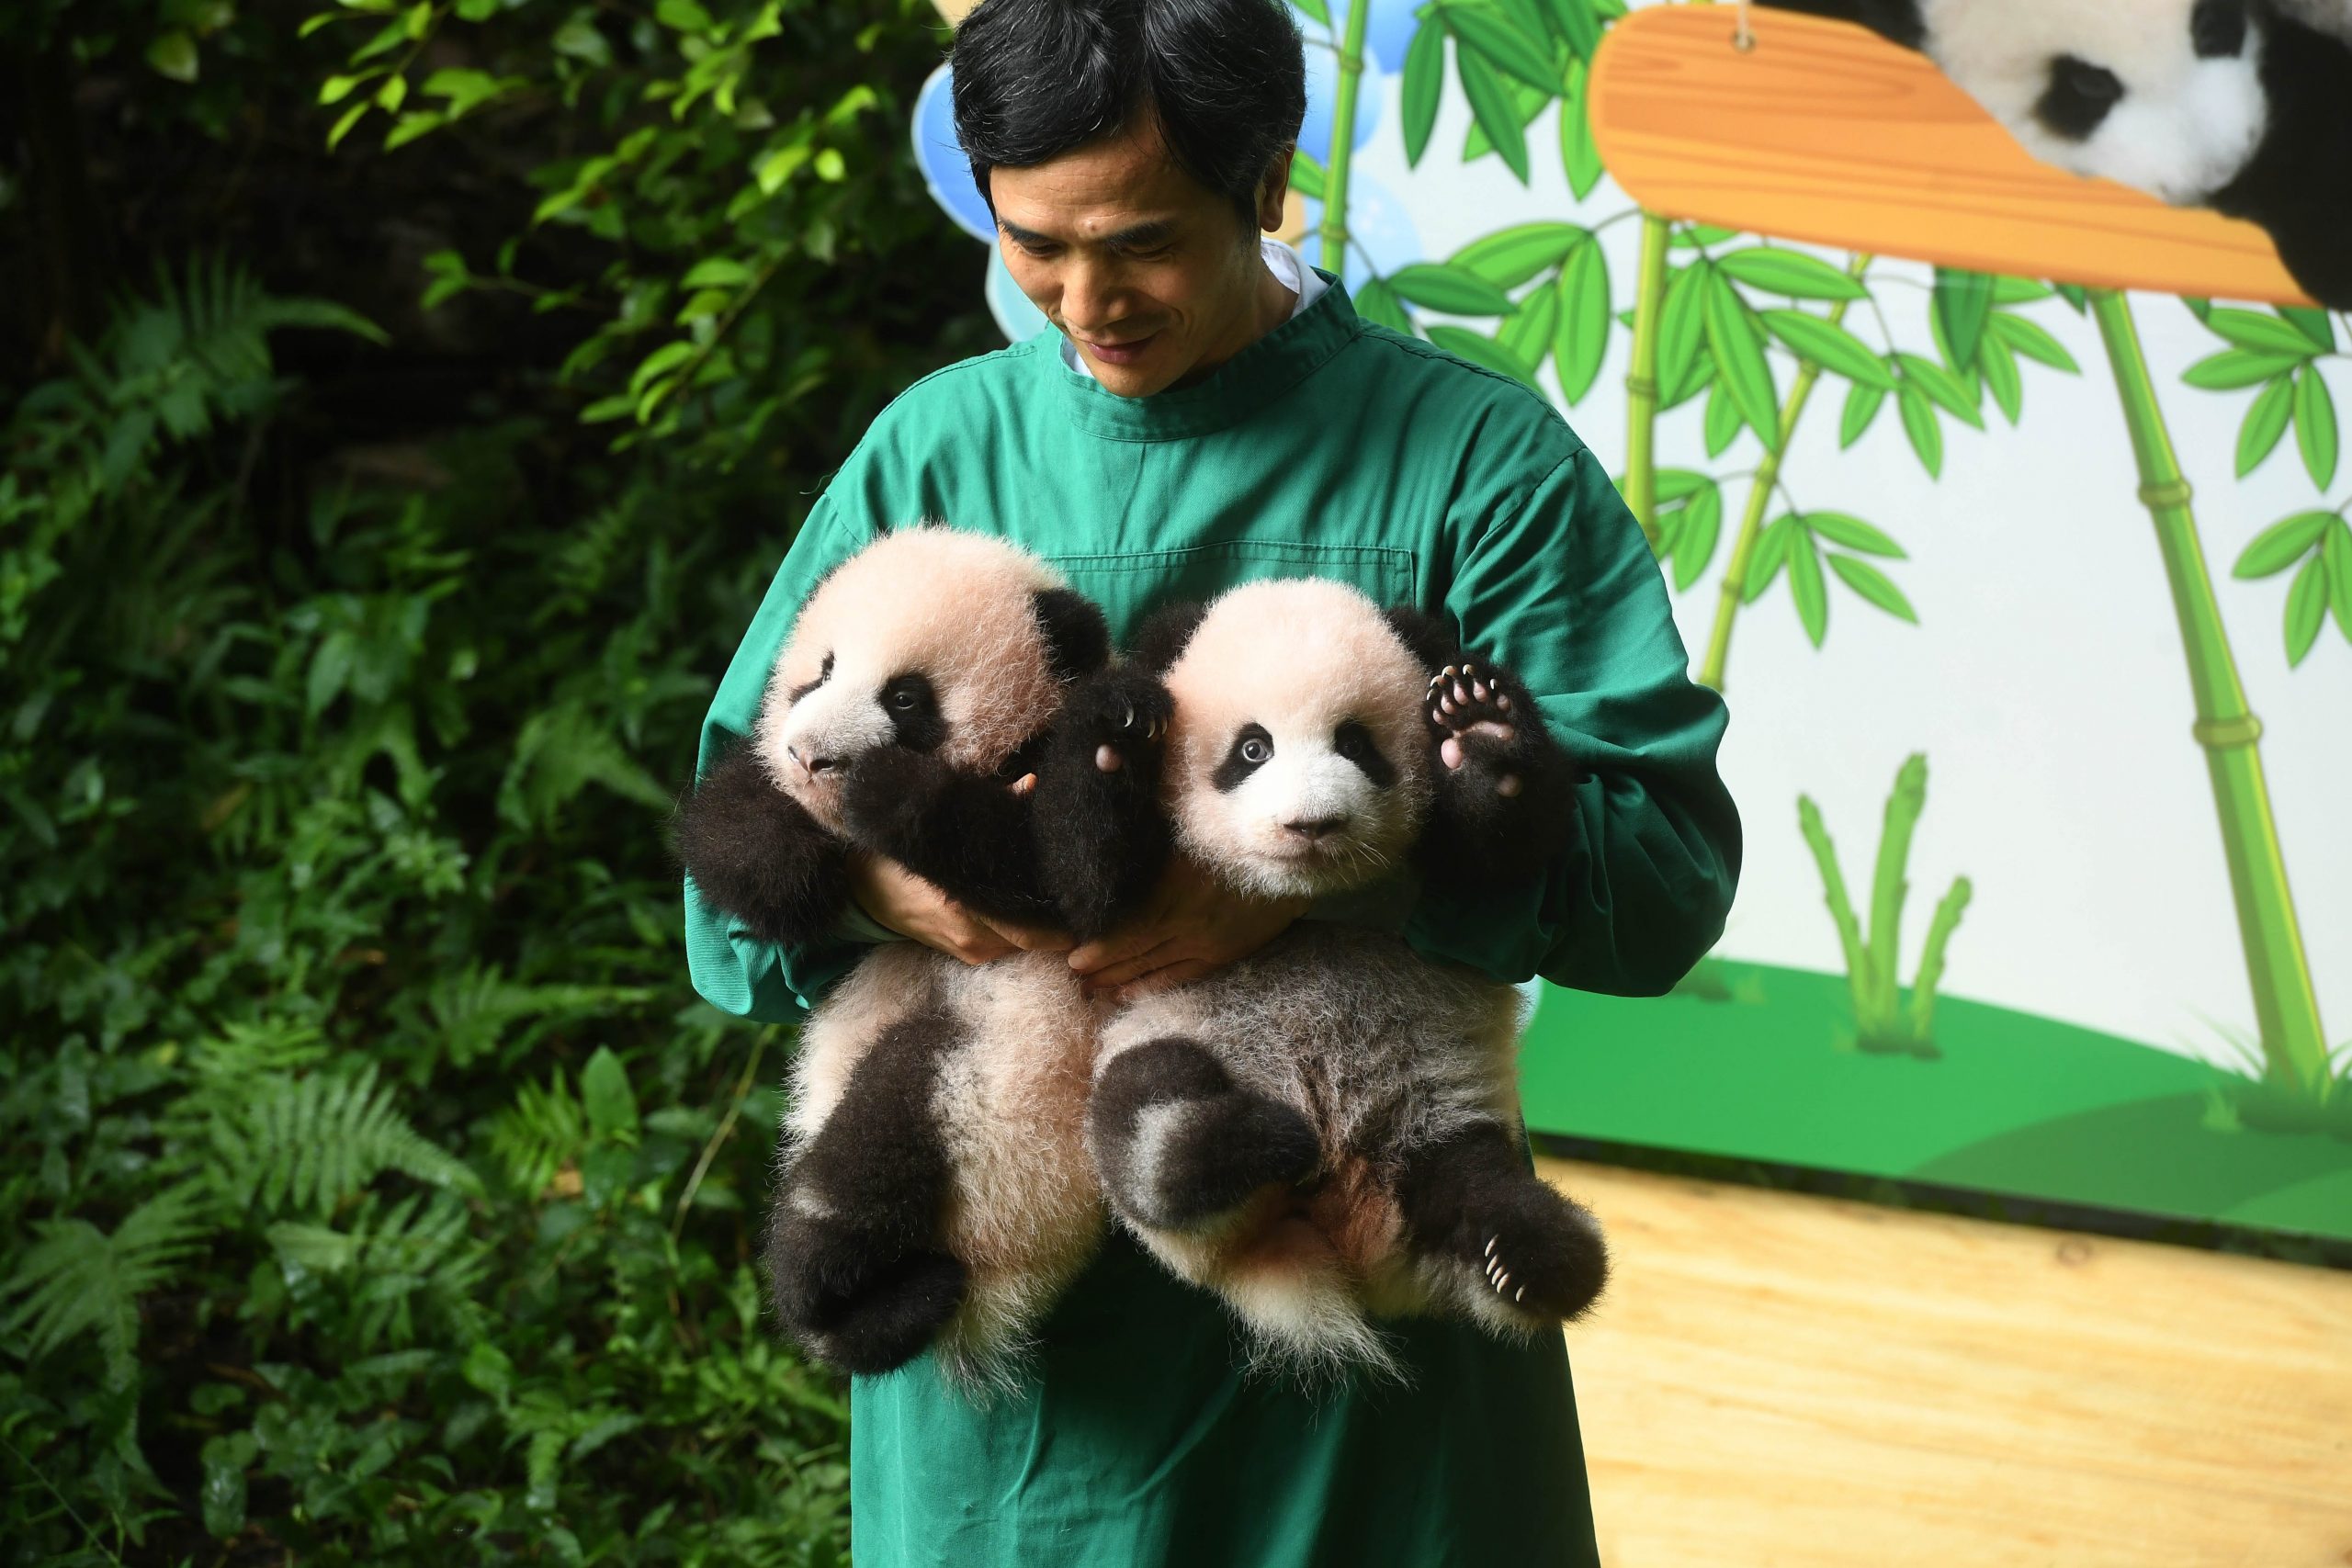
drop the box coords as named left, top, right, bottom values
left=911, top=62, right=995, bottom=244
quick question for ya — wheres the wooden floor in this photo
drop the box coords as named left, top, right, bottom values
left=1537, top=1157, right=2352, bottom=1567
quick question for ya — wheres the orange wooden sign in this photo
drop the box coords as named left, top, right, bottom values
left=1588, top=6, right=2315, bottom=306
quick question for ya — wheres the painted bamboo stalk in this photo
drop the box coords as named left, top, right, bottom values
left=1867, top=751, right=1927, bottom=1027
left=1699, top=252, right=1873, bottom=692
left=2087, top=288, right=2331, bottom=1098
left=1909, top=877, right=1974, bottom=1043
left=1316, top=0, right=1374, bottom=277
left=1624, top=213, right=1669, bottom=547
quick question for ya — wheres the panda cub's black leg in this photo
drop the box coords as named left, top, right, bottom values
left=1034, top=667, right=1176, bottom=942
left=1396, top=1122, right=1608, bottom=1322
left=1419, top=660, right=1579, bottom=887
left=1090, top=1038, right=1322, bottom=1231
left=763, top=1010, right=968, bottom=1376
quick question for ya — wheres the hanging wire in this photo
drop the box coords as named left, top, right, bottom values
left=1734, top=0, right=1756, bottom=51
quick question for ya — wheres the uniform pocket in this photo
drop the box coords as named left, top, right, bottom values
left=1042, top=538, right=1416, bottom=634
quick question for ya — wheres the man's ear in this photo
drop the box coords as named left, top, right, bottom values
left=1256, top=146, right=1295, bottom=234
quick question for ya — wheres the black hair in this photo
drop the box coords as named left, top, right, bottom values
left=948, top=0, right=1307, bottom=229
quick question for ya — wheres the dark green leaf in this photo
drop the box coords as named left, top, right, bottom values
left=1713, top=248, right=1866, bottom=300
left=1897, top=384, right=1942, bottom=477
left=2233, top=511, right=2335, bottom=580
left=2293, top=366, right=2339, bottom=490
left=1840, top=381, right=1886, bottom=448
left=2203, top=308, right=2326, bottom=357
left=1546, top=0, right=1601, bottom=57
left=2184, top=349, right=2308, bottom=391
left=1760, top=310, right=1895, bottom=389
left=1442, top=2, right=1562, bottom=94
left=1426, top=325, right=1538, bottom=388
left=2281, top=307, right=2338, bottom=353
left=1559, top=60, right=1603, bottom=199
left=1289, top=148, right=1327, bottom=202
left=582, top=1046, right=639, bottom=1144
left=2237, top=376, right=2296, bottom=477
left=1454, top=46, right=1532, bottom=182
left=1354, top=276, right=1414, bottom=334
left=654, top=0, right=715, bottom=30
left=1554, top=240, right=1611, bottom=404
left=2286, top=556, right=2327, bottom=666
left=1706, top=274, right=1781, bottom=450
left=147, top=29, right=199, bottom=82
left=200, top=1432, right=257, bottom=1540
left=1402, top=20, right=1445, bottom=165
left=1932, top=267, right=1995, bottom=370
left=1806, top=512, right=1905, bottom=558
left=1827, top=554, right=1918, bottom=624
left=1449, top=222, right=1586, bottom=288
left=1787, top=525, right=1828, bottom=647
left=1387, top=263, right=1516, bottom=317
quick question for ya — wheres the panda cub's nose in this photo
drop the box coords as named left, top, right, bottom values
left=1284, top=815, right=1348, bottom=841
left=788, top=745, right=836, bottom=775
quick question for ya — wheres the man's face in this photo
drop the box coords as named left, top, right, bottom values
left=989, top=120, right=1288, bottom=399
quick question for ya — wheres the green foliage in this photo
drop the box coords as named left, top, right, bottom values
left=1, top=1, right=973, bottom=1558
left=1797, top=755, right=1973, bottom=1059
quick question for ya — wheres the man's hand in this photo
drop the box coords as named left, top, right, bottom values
left=1067, top=854, right=1307, bottom=1000
left=849, top=851, right=1072, bottom=965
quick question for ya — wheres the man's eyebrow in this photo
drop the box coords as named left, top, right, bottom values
left=997, top=217, right=1181, bottom=249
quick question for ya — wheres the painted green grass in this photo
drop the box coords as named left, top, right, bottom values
left=1518, top=961, right=2352, bottom=1244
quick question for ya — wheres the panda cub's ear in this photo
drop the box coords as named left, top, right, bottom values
left=1131, top=600, right=1209, bottom=674
left=1032, top=588, right=1112, bottom=682
left=1381, top=604, right=1464, bottom=673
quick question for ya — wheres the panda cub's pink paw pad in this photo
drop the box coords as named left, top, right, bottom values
left=1428, top=664, right=1519, bottom=790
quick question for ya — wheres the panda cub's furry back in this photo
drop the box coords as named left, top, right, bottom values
left=1079, top=578, right=1608, bottom=1382
left=673, top=525, right=1167, bottom=1390
left=1764, top=0, right=2352, bottom=307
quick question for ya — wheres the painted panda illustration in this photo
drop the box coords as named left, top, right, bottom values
left=1764, top=0, right=2352, bottom=307
left=672, top=525, right=1167, bottom=1389
left=1075, top=578, right=1610, bottom=1382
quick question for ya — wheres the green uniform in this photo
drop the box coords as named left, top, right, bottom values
left=684, top=271, right=1740, bottom=1566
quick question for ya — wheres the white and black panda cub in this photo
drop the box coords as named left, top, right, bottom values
left=1765, top=0, right=2352, bottom=307
left=1073, top=578, right=1610, bottom=1382
left=670, top=525, right=1170, bottom=1387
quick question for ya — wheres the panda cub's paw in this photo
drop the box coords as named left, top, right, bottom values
left=1064, top=667, right=1173, bottom=774
left=837, top=748, right=954, bottom=848
left=1427, top=662, right=1528, bottom=795
left=1473, top=1185, right=1609, bottom=1324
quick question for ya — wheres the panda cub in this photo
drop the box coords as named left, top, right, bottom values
left=1764, top=0, right=2352, bottom=307
left=1080, top=578, right=1610, bottom=1382
left=672, top=525, right=1167, bottom=1389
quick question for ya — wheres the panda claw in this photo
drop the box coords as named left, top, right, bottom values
left=1515, top=1286, right=1526, bottom=1304
left=1484, top=1235, right=1498, bottom=1260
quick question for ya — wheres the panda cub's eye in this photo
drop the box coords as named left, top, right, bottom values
left=1241, top=737, right=1272, bottom=763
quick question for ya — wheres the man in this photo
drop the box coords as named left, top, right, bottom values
left=684, top=0, right=1741, bottom=1561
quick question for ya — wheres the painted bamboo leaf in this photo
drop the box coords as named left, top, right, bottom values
left=1760, top=310, right=1895, bottom=390
left=1354, top=276, right=1414, bottom=334
left=1828, top=554, right=1918, bottom=624
left=2285, top=555, right=2327, bottom=665
left=1454, top=45, right=1532, bottom=183
left=1427, top=324, right=1539, bottom=388
left=1984, top=312, right=2079, bottom=373
left=2233, top=511, right=2334, bottom=579
left=1806, top=512, right=1905, bottom=558
left=1554, top=239, right=1610, bottom=404
left=1703, top=378, right=1745, bottom=458
left=2237, top=376, right=2296, bottom=477
left=1897, top=384, right=1942, bottom=477
left=1496, top=0, right=1558, bottom=49
left=1669, top=353, right=1714, bottom=412
left=1713, top=248, right=1866, bottom=301
left=1443, top=2, right=1559, bottom=95
left=2185, top=349, right=2308, bottom=391
left=2281, top=306, right=2338, bottom=352
left=1499, top=277, right=1562, bottom=371
left=1980, top=334, right=2024, bottom=424
left=1289, top=148, right=1328, bottom=201
left=1745, top=514, right=1796, bottom=603
left=1291, top=0, right=1331, bottom=22
left=1559, top=59, right=1603, bottom=199
left=2326, top=521, right=2352, bottom=643
left=1545, top=0, right=1601, bottom=57
left=2293, top=366, right=2338, bottom=489
left=1402, top=20, right=1444, bottom=166
left=1387, top=264, right=1515, bottom=317
left=1451, top=223, right=1585, bottom=289
left=2205, top=308, right=2325, bottom=357
left=1787, top=525, right=1828, bottom=646
left=1705, top=273, right=1781, bottom=449
left=1840, top=381, right=1886, bottom=448
left=1669, top=479, right=1724, bottom=592
left=1657, top=265, right=1707, bottom=396
left=1895, top=354, right=1984, bottom=428
left=1932, top=267, right=1995, bottom=370
left=1992, top=277, right=2055, bottom=304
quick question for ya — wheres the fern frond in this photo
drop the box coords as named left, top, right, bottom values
left=266, top=1191, right=492, bottom=1352
left=183, top=1059, right=481, bottom=1215
left=488, top=1068, right=590, bottom=1197
left=3, top=1183, right=212, bottom=1387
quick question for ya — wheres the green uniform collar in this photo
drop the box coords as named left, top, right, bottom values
left=1041, top=267, right=1363, bottom=444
